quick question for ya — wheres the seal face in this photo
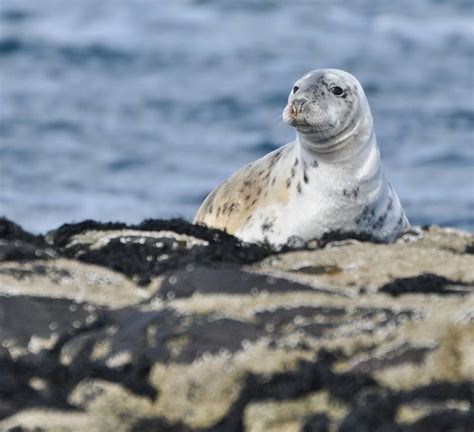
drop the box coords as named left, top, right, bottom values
left=194, top=68, right=409, bottom=245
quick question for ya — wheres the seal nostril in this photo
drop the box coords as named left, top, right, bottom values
left=293, top=86, right=299, bottom=94
left=292, top=98, right=307, bottom=113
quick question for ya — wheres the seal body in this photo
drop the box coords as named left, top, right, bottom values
left=194, top=69, right=409, bottom=245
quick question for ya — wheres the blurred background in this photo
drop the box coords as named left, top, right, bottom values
left=0, top=0, right=473, bottom=233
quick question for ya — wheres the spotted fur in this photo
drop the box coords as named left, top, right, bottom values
left=194, top=146, right=291, bottom=235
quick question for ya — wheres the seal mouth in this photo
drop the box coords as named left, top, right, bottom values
left=289, top=119, right=313, bottom=132
left=283, top=103, right=338, bottom=136
left=283, top=104, right=312, bottom=130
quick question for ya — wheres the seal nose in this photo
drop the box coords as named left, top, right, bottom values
left=291, top=98, right=308, bottom=115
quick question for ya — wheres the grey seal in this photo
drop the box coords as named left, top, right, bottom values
left=194, top=68, right=409, bottom=245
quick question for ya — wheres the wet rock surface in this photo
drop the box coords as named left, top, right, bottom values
left=0, top=217, right=473, bottom=432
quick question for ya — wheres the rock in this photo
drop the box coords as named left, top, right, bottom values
left=0, top=218, right=472, bottom=432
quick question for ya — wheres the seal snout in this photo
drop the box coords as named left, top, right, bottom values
left=290, top=97, right=308, bottom=115
left=283, top=95, right=312, bottom=130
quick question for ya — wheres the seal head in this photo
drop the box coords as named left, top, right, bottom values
left=282, top=69, right=372, bottom=154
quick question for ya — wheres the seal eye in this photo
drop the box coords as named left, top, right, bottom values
left=292, top=86, right=299, bottom=94
left=330, top=86, right=344, bottom=97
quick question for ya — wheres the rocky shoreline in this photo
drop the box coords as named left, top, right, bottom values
left=0, top=217, right=473, bottom=432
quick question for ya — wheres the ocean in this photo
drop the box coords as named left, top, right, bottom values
left=1, top=0, right=473, bottom=233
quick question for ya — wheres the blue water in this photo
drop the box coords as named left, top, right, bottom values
left=1, top=0, right=473, bottom=233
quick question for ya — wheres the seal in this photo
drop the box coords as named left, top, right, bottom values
left=194, top=68, right=409, bottom=245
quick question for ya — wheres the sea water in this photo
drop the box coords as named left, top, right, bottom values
left=1, top=0, right=473, bottom=233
